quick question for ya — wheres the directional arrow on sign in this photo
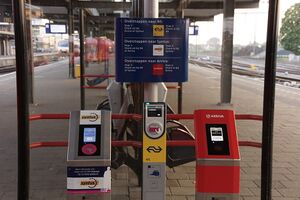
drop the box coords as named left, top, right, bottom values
left=147, top=146, right=162, bottom=153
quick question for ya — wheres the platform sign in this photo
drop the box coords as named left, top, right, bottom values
left=115, top=18, right=189, bottom=82
left=189, top=25, right=199, bottom=35
left=45, top=23, right=67, bottom=34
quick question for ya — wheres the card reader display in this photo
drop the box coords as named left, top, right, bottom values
left=83, top=128, right=96, bottom=142
left=210, top=127, right=224, bottom=141
left=205, top=124, right=230, bottom=155
left=78, top=125, right=101, bottom=156
left=148, top=107, right=162, bottom=117
left=144, top=103, right=165, bottom=139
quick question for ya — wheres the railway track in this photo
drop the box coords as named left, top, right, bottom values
left=190, top=59, right=300, bottom=85
left=0, top=53, right=60, bottom=74
left=1, top=57, right=299, bottom=87
left=0, top=65, right=15, bottom=74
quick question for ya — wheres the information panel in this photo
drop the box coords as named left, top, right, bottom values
left=67, top=166, right=111, bottom=193
left=45, top=23, right=67, bottom=34
left=115, top=18, right=189, bottom=82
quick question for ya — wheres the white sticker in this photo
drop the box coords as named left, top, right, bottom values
left=223, top=17, right=234, bottom=34
left=67, top=167, right=111, bottom=191
left=80, top=110, right=101, bottom=125
left=67, top=177, right=102, bottom=190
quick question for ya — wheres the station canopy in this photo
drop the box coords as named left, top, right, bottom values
left=0, top=0, right=259, bottom=36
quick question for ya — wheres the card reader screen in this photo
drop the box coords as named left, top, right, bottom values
left=78, top=125, right=101, bottom=156
left=210, top=127, right=224, bottom=141
left=83, top=128, right=96, bottom=142
left=148, top=107, right=162, bottom=117
left=206, top=124, right=230, bottom=155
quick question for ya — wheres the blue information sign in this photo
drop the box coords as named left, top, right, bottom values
left=115, top=18, right=189, bottom=82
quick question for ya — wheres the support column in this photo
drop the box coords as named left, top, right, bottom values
left=129, top=0, right=144, bottom=186
left=132, top=0, right=143, bottom=18
left=3, top=39, right=7, bottom=56
left=12, top=0, right=30, bottom=199
left=177, top=11, right=184, bottom=114
left=68, top=0, right=75, bottom=78
left=25, top=0, right=34, bottom=104
left=79, top=9, right=85, bottom=110
left=0, top=39, right=3, bottom=55
left=142, top=1, right=166, bottom=200
left=6, top=38, right=10, bottom=56
left=143, top=1, right=159, bottom=102
left=220, top=0, right=234, bottom=104
left=261, top=0, right=279, bottom=199
left=7, top=38, right=9, bottom=55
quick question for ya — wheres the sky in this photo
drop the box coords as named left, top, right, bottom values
left=189, top=0, right=300, bottom=45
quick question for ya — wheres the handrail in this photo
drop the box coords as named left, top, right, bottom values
left=235, top=114, right=263, bottom=121
left=81, top=74, right=115, bottom=78
left=167, top=114, right=194, bottom=120
left=82, top=85, right=180, bottom=90
left=166, top=86, right=181, bottom=89
left=30, top=140, right=262, bottom=149
left=29, top=113, right=263, bottom=121
left=82, top=86, right=107, bottom=89
left=29, top=114, right=69, bottom=121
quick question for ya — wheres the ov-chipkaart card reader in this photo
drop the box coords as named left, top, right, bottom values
left=67, top=110, right=111, bottom=200
left=194, top=109, right=240, bottom=200
left=143, top=102, right=166, bottom=200
left=144, top=103, right=165, bottom=140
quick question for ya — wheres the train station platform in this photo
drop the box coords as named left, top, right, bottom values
left=0, top=57, right=300, bottom=200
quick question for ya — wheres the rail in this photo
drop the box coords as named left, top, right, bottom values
left=0, top=53, right=61, bottom=73
left=82, top=85, right=180, bottom=90
left=30, top=113, right=262, bottom=121
left=30, top=140, right=262, bottom=149
left=80, top=74, right=181, bottom=90
left=190, top=59, right=300, bottom=82
left=29, top=113, right=263, bottom=149
left=81, top=74, right=115, bottom=78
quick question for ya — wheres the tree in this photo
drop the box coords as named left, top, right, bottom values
left=279, top=3, right=300, bottom=55
left=206, top=37, right=221, bottom=51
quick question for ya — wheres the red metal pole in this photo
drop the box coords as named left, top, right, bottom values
left=29, top=113, right=263, bottom=121
left=112, top=114, right=143, bottom=120
left=29, top=114, right=70, bottom=121
left=235, top=114, right=263, bottom=121
left=82, top=86, right=108, bottom=89
left=30, top=141, right=68, bottom=149
left=81, top=74, right=115, bottom=78
left=30, top=140, right=262, bottom=149
left=167, top=114, right=194, bottom=120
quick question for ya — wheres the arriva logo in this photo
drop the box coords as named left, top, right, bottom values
left=80, top=178, right=98, bottom=188
left=206, top=114, right=224, bottom=119
left=81, top=113, right=99, bottom=122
